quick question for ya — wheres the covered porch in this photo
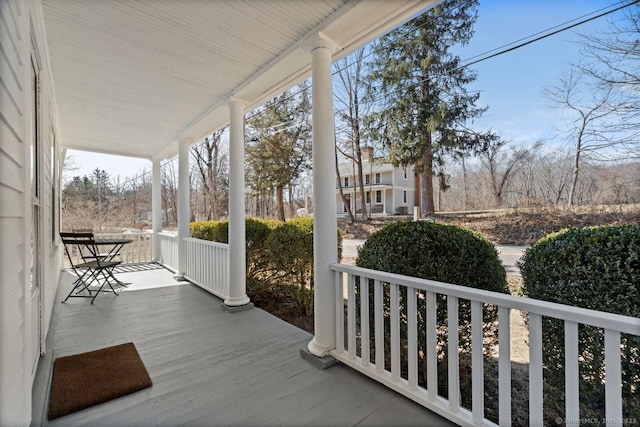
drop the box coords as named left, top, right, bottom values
left=32, top=266, right=453, bottom=426
left=3, top=0, right=638, bottom=425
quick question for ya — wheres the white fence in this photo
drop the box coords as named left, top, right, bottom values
left=65, top=232, right=153, bottom=266
left=184, top=238, right=229, bottom=299
left=97, top=232, right=153, bottom=263
left=157, top=232, right=179, bottom=272
left=330, top=263, right=640, bottom=427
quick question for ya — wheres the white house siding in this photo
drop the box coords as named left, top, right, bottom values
left=335, top=164, right=416, bottom=216
left=0, top=0, right=61, bottom=424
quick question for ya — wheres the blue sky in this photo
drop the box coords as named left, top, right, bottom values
left=67, top=0, right=622, bottom=181
left=458, top=0, right=618, bottom=144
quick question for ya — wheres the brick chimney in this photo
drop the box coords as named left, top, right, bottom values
left=362, top=146, right=373, bottom=161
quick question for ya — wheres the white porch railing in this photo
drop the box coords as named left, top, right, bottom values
left=157, top=232, right=179, bottom=272
left=66, top=232, right=153, bottom=266
left=96, top=232, right=153, bottom=263
left=184, top=237, right=229, bottom=299
left=330, top=263, right=640, bottom=427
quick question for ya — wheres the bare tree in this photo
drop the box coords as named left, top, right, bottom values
left=543, top=72, right=624, bottom=205
left=191, top=129, right=226, bottom=220
left=334, top=48, right=371, bottom=221
left=161, top=160, right=178, bottom=226
left=478, top=138, right=540, bottom=207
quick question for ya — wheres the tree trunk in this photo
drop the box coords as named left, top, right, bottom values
left=461, top=156, right=469, bottom=210
left=569, top=142, right=581, bottom=206
left=421, top=147, right=435, bottom=216
left=276, top=185, right=286, bottom=222
left=336, top=147, right=355, bottom=222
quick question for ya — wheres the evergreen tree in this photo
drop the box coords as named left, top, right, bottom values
left=246, top=82, right=312, bottom=221
left=366, top=0, right=489, bottom=215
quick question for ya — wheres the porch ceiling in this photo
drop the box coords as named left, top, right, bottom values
left=42, top=0, right=433, bottom=160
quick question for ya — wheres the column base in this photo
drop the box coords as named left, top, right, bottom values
left=300, top=347, right=337, bottom=369
left=223, top=295, right=251, bottom=307
left=307, top=337, right=334, bottom=358
left=173, top=272, right=185, bottom=281
left=221, top=302, right=254, bottom=313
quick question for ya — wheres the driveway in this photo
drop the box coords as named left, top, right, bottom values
left=342, top=239, right=528, bottom=274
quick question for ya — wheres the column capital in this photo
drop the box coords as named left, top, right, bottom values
left=228, top=97, right=248, bottom=108
left=307, top=32, right=340, bottom=54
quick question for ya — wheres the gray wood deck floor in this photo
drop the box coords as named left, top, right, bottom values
left=32, top=265, right=455, bottom=426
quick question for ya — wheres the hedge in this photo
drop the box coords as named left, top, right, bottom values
left=518, top=225, right=640, bottom=420
left=356, top=221, right=508, bottom=401
left=190, top=217, right=342, bottom=315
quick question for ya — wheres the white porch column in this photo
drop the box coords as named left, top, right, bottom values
left=308, top=34, right=338, bottom=357
left=224, top=98, right=251, bottom=308
left=175, top=138, right=191, bottom=279
left=151, top=157, right=162, bottom=262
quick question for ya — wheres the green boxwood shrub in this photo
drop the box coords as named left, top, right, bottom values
left=265, top=216, right=343, bottom=315
left=190, top=220, right=227, bottom=243
left=190, top=218, right=279, bottom=285
left=191, top=217, right=343, bottom=315
left=356, top=221, right=508, bottom=402
left=518, top=225, right=640, bottom=420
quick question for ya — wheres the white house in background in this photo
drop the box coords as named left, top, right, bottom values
left=336, top=147, right=415, bottom=216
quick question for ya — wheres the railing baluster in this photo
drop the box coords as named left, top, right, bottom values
left=408, top=286, right=418, bottom=390
left=390, top=282, right=400, bottom=382
left=336, top=270, right=344, bottom=354
left=471, top=300, right=484, bottom=423
left=448, top=296, right=460, bottom=412
left=374, top=279, right=384, bottom=374
left=327, top=263, right=640, bottom=427
left=426, top=290, right=437, bottom=401
left=565, top=320, right=579, bottom=421
left=361, top=275, right=370, bottom=367
left=347, top=273, right=356, bottom=360
left=529, top=313, right=543, bottom=424
left=605, top=329, right=622, bottom=423
left=498, top=306, right=511, bottom=426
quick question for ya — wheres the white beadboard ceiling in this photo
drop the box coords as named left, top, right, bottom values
left=42, top=0, right=434, bottom=160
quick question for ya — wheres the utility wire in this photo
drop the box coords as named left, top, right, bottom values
left=463, top=0, right=639, bottom=68
left=76, top=0, right=637, bottom=188
left=332, top=0, right=639, bottom=121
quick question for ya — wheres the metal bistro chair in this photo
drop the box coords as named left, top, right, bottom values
left=60, top=231, right=122, bottom=304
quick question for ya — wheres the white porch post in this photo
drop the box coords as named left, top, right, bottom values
left=151, top=157, right=162, bottom=262
left=224, top=98, right=251, bottom=308
left=175, top=138, right=191, bottom=279
left=308, top=34, right=338, bottom=357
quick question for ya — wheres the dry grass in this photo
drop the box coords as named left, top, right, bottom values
left=339, top=205, right=640, bottom=245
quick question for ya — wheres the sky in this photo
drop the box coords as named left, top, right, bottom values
left=64, top=0, right=623, bottom=183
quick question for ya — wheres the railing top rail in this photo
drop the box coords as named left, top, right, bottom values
left=331, top=263, right=640, bottom=335
left=158, top=231, right=177, bottom=237
left=96, top=232, right=152, bottom=237
left=185, top=237, right=229, bottom=249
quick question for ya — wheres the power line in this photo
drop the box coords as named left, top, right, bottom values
left=332, top=0, right=638, bottom=122
left=462, top=0, right=639, bottom=68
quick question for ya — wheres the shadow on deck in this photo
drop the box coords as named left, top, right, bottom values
left=32, top=265, right=454, bottom=426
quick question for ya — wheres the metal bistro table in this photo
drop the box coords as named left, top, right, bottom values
left=92, top=237, right=134, bottom=287
left=60, top=232, right=134, bottom=303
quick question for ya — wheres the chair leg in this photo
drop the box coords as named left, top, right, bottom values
left=89, top=269, right=120, bottom=304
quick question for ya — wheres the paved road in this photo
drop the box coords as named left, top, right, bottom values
left=343, top=239, right=528, bottom=273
